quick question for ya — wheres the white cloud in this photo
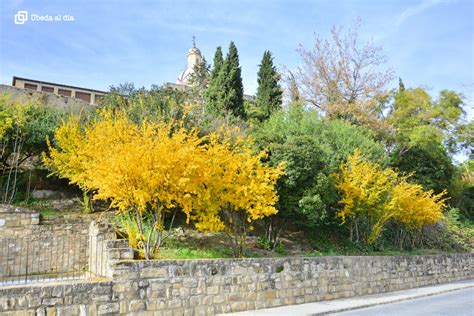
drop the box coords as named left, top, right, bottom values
left=394, top=0, right=456, bottom=28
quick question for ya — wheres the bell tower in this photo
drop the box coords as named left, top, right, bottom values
left=176, top=36, right=203, bottom=85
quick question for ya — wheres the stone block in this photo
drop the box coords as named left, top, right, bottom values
left=36, top=308, right=46, bottom=316
left=129, top=300, right=146, bottom=312
left=206, top=285, right=219, bottom=295
left=42, top=298, right=63, bottom=306
left=46, top=307, right=57, bottom=316
left=213, top=295, right=225, bottom=304
left=141, top=267, right=168, bottom=278
left=97, top=303, right=119, bottom=315
left=230, top=302, right=247, bottom=312
left=57, top=306, right=80, bottom=316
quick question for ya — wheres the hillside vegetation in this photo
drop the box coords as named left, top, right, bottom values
left=2, top=22, right=473, bottom=259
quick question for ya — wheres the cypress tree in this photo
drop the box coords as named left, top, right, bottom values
left=223, top=42, right=245, bottom=119
left=398, top=77, right=405, bottom=92
left=190, top=57, right=210, bottom=105
left=206, top=47, right=225, bottom=114
left=206, top=43, right=246, bottom=119
left=287, top=70, right=300, bottom=102
left=255, top=50, right=282, bottom=120
left=210, top=47, right=223, bottom=80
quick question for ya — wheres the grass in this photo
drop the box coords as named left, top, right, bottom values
left=116, top=215, right=468, bottom=260
left=153, top=246, right=234, bottom=260
left=303, top=247, right=455, bottom=257
left=301, top=223, right=462, bottom=257
left=150, top=244, right=452, bottom=260
left=15, top=197, right=50, bottom=209
left=39, top=208, right=58, bottom=217
left=15, top=198, right=59, bottom=217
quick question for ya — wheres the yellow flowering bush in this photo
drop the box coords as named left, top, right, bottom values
left=334, top=150, right=446, bottom=244
left=43, top=109, right=284, bottom=258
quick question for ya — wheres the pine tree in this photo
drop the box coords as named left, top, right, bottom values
left=255, top=51, right=283, bottom=120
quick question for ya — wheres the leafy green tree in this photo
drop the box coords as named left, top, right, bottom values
left=450, top=161, right=474, bottom=219
left=0, top=95, right=62, bottom=203
left=100, top=84, right=190, bottom=123
left=269, top=136, right=336, bottom=227
left=456, top=121, right=474, bottom=156
left=252, top=102, right=387, bottom=240
left=390, top=145, right=455, bottom=194
left=255, top=103, right=387, bottom=168
left=255, top=51, right=283, bottom=121
left=388, top=88, right=466, bottom=156
left=386, top=87, right=470, bottom=201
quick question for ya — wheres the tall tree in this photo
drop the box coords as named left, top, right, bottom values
left=294, top=19, right=394, bottom=128
left=190, top=57, right=210, bottom=105
left=287, top=71, right=300, bottom=102
left=210, top=47, right=223, bottom=81
left=388, top=88, right=466, bottom=157
left=255, top=50, right=283, bottom=120
left=222, top=42, right=245, bottom=119
left=205, top=43, right=246, bottom=119
left=398, top=78, right=405, bottom=92
left=206, top=47, right=224, bottom=115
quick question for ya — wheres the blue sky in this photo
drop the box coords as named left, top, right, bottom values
left=0, top=0, right=473, bottom=119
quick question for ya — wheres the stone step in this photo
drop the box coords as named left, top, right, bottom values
left=108, top=247, right=134, bottom=260
left=105, top=239, right=129, bottom=249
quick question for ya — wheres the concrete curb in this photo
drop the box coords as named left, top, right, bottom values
left=316, top=280, right=474, bottom=315
left=223, top=279, right=474, bottom=316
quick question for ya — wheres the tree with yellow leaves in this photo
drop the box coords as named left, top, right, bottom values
left=43, top=109, right=284, bottom=258
left=333, top=150, right=446, bottom=244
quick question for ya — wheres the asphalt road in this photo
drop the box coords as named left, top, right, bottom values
left=333, top=287, right=474, bottom=316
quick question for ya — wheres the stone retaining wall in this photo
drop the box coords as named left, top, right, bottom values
left=0, top=279, right=114, bottom=315
left=0, top=205, right=94, bottom=239
left=0, top=253, right=472, bottom=315
left=0, top=206, right=109, bottom=283
left=109, top=254, right=473, bottom=315
left=0, top=206, right=39, bottom=237
left=1, top=215, right=472, bottom=315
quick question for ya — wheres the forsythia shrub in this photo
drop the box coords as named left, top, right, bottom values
left=194, top=131, right=285, bottom=256
left=334, top=150, right=446, bottom=244
left=43, top=109, right=284, bottom=259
